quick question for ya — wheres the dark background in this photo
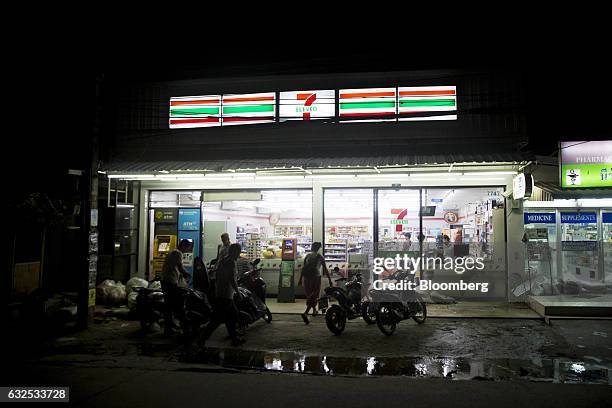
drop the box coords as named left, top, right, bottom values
left=12, top=20, right=612, bottom=200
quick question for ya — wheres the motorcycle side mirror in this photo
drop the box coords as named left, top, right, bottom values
left=253, top=258, right=261, bottom=266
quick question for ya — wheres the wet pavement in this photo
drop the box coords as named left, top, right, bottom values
left=8, top=315, right=612, bottom=385
left=178, top=347, right=611, bottom=384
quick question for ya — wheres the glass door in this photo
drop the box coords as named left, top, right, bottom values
left=376, top=188, right=421, bottom=260
left=603, top=212, right=612, bottom=281
left=560, top=211, right=600, bottom=284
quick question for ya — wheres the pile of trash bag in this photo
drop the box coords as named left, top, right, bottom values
left=96, top=280, right=126, bottom=307
left=126, top=277, right=149, bottom=295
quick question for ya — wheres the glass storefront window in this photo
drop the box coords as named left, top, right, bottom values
left=149, top=191, right=200, bottom=208
left=324, top=189, right=374, bottom=272
left=522, top=210, right=557, bottom=296
left=376, top=189, right=421, bottom=252
left=602, top=212, right=612, bottom=280
left=560, top=211, right=600, bottom=284
left=201, top=190, right=312, bottom=264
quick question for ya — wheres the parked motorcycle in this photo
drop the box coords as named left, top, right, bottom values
left=179, top=286, right=213, bottom=339
left=235, top=259, right=272, bottom=335
left=374, top=271, right=427, bottom=336
left=322, top=272, right=377, bottom=335
left=133, top=285, right=165, bottom=330
left=133, top=282, right=213, bottom=337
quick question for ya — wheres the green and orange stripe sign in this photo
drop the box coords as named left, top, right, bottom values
left=169, top=86, right=457, bottom=128
left=169, top=95, right=221, bottom=128
left=397, top=86, right=457, bottom=121
left=221, top=93, right=276, bottom=126
left=339, top=88, right=397, bottom=121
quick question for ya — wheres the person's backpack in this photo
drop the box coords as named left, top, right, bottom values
left=301, top=253, right=320, bottom=278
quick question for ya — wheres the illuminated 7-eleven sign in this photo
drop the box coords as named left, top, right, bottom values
left=279, top=90, right=335, bottom=121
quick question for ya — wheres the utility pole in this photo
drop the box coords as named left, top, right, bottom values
left=77, top=74, right=102, bottom=328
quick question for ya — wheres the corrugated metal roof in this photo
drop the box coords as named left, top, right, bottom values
left=535, top=181, right=612, bottom=198
left=104, top=152, right=533, bottom=173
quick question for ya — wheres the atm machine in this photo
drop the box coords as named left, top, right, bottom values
left=178, top=208, right=201, bottom=285
left=152, top=234, right=177, bottom=280
left=278, top=238, right=297, bottom=302
left=151, top=208, right=178, bottom=281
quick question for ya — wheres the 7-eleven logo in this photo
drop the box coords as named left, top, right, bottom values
left=391, top=208, right=408, bottom=232
left=297, top=93, right=317, bottom=120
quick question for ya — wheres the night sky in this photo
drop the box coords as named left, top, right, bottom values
left=13, top=21, right=611, bottom=200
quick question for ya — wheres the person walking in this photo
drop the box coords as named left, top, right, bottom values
left=199, top=243, right=245, bottom=346
left=161, top=239, right=192, bottom=336
left=192, top=257, right=210, bottom=295
left=217, top=233, right=231, bottom=261
left=298, top=242, right=332, bottom=324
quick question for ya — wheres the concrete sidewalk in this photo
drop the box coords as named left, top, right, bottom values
left=268, top=299, right=540, bottom=318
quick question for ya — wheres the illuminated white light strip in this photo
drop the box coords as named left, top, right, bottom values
left=462, top=171, right=517, bottom=176
left=206, top=172, right=256, bottom=178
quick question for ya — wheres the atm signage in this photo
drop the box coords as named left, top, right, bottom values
left=524, top=213, right=556, bottom=224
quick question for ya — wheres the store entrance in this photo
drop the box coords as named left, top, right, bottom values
left=324, top=186, right=507, bottom=303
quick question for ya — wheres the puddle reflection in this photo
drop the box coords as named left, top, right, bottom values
left=179, top=347, right=611, bottom=384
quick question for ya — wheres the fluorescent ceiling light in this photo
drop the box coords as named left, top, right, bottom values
left=256, top=175, right=306, bottom=180
left=409, top=172, right=461, bottom=177
left=206, top=173, right=255, bottom=178
left=305, top=174, right=356, bottom=179
left=108, top=174, right=155, bottom=179
left=462, top=171, right=517, bottom=176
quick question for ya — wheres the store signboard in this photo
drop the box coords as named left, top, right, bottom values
left=512, top=173, right=533, bottom=199
left=279, top=90, right=335, bottom=121
left=178, top=208, right=200, bottom=231
left=154, top=208, right=178, bottom=224
left=339, top=88, right=397, bottom=122
left=560, top=212, right=597, bottom=223
left=170, top=85, right=458, bottom=128
left=397, top=86, right=457, bottom=121
left=222, top=92, right=276, bottom=126
left=524, top=212, right=556, bottom=224
left=560, top=140, right=612, bottom=188
left=169, top=95, right=222, bottom=128
left=603, top=213, right=612, bottom=223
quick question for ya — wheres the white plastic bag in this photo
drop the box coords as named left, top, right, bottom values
left=107, top=282, right=126, bottom=306
left=148, top=280, right=162, bottom=290
left=96, top=280, right=116, bottom=305
left=127, top=292, right=138, bottom=310
left=126, top=277, right=149, bottom=296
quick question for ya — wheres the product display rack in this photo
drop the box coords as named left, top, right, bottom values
left=324, top=239, right=348, bottom=262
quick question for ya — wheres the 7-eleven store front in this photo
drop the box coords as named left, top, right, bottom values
left=107, top=159, right=528, bottom=307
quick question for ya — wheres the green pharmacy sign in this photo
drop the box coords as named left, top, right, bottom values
left=560, top=141, right=612, bottom=188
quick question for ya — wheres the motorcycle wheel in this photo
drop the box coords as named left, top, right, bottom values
left=376, top=305, right=397, bottom=336
left=361, top=302, right=377, bottom=325
left=325, top=305, right=347, bottom=335
left=412, top=301, right=427, bottom=324
left=264, top=307, right=273, bottom=323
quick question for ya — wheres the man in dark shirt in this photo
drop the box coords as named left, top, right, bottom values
left=161, top=239, right=192, bottom=336
left=199, top=243, right=245, bottom=346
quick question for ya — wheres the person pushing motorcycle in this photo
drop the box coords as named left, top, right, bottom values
left=199, top=243, right=245, bottom=346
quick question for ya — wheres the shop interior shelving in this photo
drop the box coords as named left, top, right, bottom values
left=324, top=239, right=348, bottom=262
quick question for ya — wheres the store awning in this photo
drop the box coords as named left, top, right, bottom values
left=104, top=152, right=533, bottom=173
left=535, top=181, right=612, bottom=198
